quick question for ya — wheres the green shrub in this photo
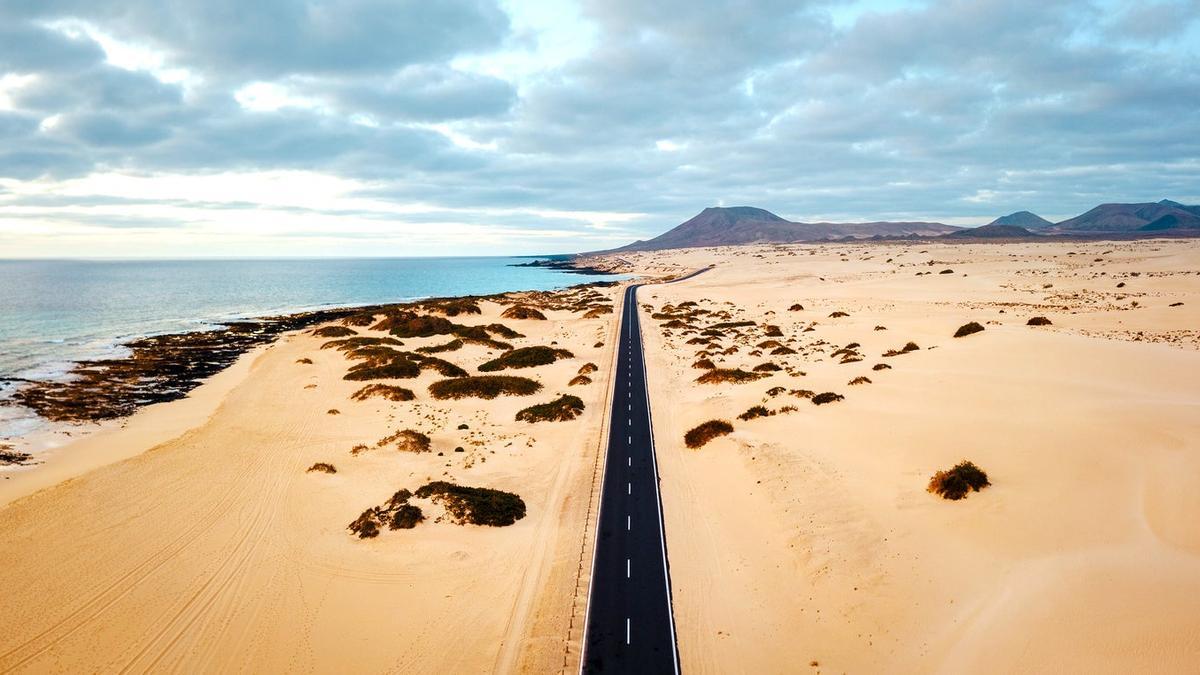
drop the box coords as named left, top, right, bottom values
left=953, top=322, right=985, bottom=338
left=684, top=420, right=734, bottom=448
left=312, top=325, right=358, bottom=338
left=516, top=395, right=585, bottom=423
left=429, top=376, right=543, bottom=400
left=928, top=461, right=991, bottom=500
left=478, top=346, right=573, bottom=372
left=414, top=481, right=527, bottom=526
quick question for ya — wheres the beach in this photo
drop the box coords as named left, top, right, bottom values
left=0, top=286, right=621, bottom=672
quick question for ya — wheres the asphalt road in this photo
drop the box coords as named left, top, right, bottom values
left=580, top=282, right=682, bottom=674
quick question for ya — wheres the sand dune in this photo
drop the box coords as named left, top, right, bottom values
left=0, top=289, right=621, bottom=673
left=631, top=239, right=1200, bottom=673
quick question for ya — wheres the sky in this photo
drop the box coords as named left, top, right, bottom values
left=0, top=0, right=1197, bottom=257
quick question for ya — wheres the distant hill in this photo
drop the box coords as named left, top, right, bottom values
left=946, top=224, right=1036, bottom=238
left=1049, top=199, right=1200, bottom=233
left=988, top=211, right=1052, bottom=229
left=589, top=206, right=961, bottom=254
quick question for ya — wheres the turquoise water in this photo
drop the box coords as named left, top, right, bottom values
left=0, top=257, right=621, bottom=435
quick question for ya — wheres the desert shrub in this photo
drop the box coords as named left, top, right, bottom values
left=811, top=392, right=844, bottom=405
left=771, top=345, right=797, bottom=355
left=684, top=420, right=734, bottom=448
left=378, top=429, right=432, bottom=453
left=351, top=384, right=416, bottom=402
left=883, top=342, right=920, bottom=357
left=709, top=320, right=755, bottom=330
left=349, top=509, right=383, bottom=538
left=927, top=461, right=990, bottom=500
left=423, top=298, right=481, bottom=316
left=417, top=356, right=468, bottom=378
left=692, top=358, right=716, bottom=370
left=569, top=375, right=593, bottom=386
left=373, top=312, right=457, bottom=337
left=953, top=322, right=985, bottom=338
left=342, top=313, right=377, bottom=327
left=578, top=362, right=598, bottom=374
left=766, top=386, right=786, bottom=396
left=313, top=325, right=358, bottom=338
left=593, top=341, right=604, bottom=348
left=848, top=376, right=871, bottom=385
left=479, top=346, right=573, bottom=372
left=350, top=444, right=369, bottom=455
left=738, top=405, right=773, bottom=421
left=757, top=339, right=783, bottom=349
left=344, top=358, right=421, bottom=381
left=696, top=368, right=767, bottom=384
left=788, top=303, right=804, bottom=311
left=583, top=306, right=613, bottom=319
left=701, top=328, right=726, bottom=337
left=485, top=323, right=524, bottom=339
left=501, top=305, right=547, bottom=320
left=1027, top=316, right=1052, bottom=326
left=327, top=409, right=340, bottom=415
left=414, top=481, right=527, bottom=526
left=321, top=336, right=404, bottom=351
left=829, top=311, right=850, bottom=318
left=307, top=462, right=337, bottom=474
left=753, top=362, right=782, bottom=372
left=0, top=445, right=35, bottom=466
left=296, top=358, right=313, bottom=364
left=790, top=389, right=815, bottom=399
left=416, top=339, right=464, bottom=354
left=390, top=504, right=425, bottom=529
left=686, top=337, right=711, bottom=345
left=516, top=394, right=585, bottom=423
left=429, top=375, right=542, bottom=400
left=763, top=325, right=784, bottom=337
left=872, top=363, right=891, bottom=371
left=874, top=325, right=887, bottom=331
left=939, top=269, right=954, bottom=274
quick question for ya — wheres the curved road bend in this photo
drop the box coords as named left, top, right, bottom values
left=581, top=267, right=710, bottom=674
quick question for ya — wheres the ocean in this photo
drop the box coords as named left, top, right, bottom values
left=0, top=256, right=622, bottom=438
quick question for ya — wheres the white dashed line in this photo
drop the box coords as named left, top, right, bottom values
left=626, top=618, right=631, bottom=645
left=626, top=557, right=631, bottom=578
left=627, top=515, right=631, bottom=531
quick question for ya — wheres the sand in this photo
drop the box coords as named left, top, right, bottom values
left=628, top=238, right=1200, bottom=673
left=0, top=288, right=622, bottom=673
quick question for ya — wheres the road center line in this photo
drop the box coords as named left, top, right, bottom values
left=627, top=515, right=631, bottom=530
left=626, top=558, right=631, bottom=577
left=626, top=618, right=631, bottom=646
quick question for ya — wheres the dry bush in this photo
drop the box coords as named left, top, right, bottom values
left=501, top=305, right=547, bottom=320
left=485, top=322, right=524, bottom=339
left=953, top=322, right=985, bottom=338
left=583, top=306, right=613, bottom=318
left=344, top=358, right=421, bottom=381
left=327, top=409, right=340, bottom=415
left=927, top=461, right=990, bottom=500
left=811, top=392, right=844, bottom=405
left=307, top=462, right=337, bottom=474
left=848, top=376, right=871, bottom=385
left=756, top=339, right=783, bottom=349
left=692, top=358, right=716, bottom=369
left=829, top=311, right=850, bottom=318
left=939, top=269, right=954, bottom=275
left=313, top=325, right=358, bottom=338
left=569, top=375, right=593, bottom=386
left=709, top=320, right=755, bottom=330
left=350, top=444, right=369, bottom=455
left=766, top=386, right=786, bottom=396
left=696, top=368, right=767, bottom=384
left=391, top=504, right=425, bottom=529
left=422, top=298, right=481, bottom=316
left=416, top=339, right=464, bottom=354
left=296, top=358, right=313, bottom=364
left=874, top=325, right=887, bottom=331
left=414, top=481, right=527, bottom=526
left=0, top=445, right=35, bottom=466
left=321, top=336, right=403, bottom=351
left=1027, top=316, right=1053, bottom=326
left=373, top=312, right=457, bottom=337
left=378, top=428, right=432, bottom=453
left=753, top=362, right=782, bottom=372
left=738, top=405, right=773, bottom=421
left=883, top=341, right=920, bottom=357
left=341, top=313, right=377, bottom=327
left=349, top=509, right=383, bottom=538
left=789, top=389, right=815, bottom=399
left=771, top=345, right=797, bottom=355
left=418, top=356, right=468, bottom=377
left=684, top=420, right=734, bottom=448
left=429, top=375, right=542, bottom=400
left=872, top=363, right=892, bottom=371
left=662, top=319, right=690, bottom=329
left=516, top=394, right=585, bottom=423
left=479, top=346, right=573, bottom=372
left=763, top=325, right=784, bottom=337
left=351, top=384, right=416, bottom=402
left=788, top=303, right=804, bottom=311
left=578, top=362, right=599, bottom=374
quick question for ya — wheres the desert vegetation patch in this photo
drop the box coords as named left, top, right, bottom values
left=515, top=394, right=585, bottom=423
left=478, top=346, right=574, bottom=372
left=429, top=375, right=543, bottom=400
left=684, top=419, right=734, bottom=448
left=928, top=461, right=991, bottom=500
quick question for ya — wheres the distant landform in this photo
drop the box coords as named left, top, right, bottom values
left=588, top=199, right=1200, bottom=254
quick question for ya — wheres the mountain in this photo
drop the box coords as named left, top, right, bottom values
left=591, top=206, right=961, bottom=254
left=1139, top=212, right=1200, bottom=231
left=988, top=211, right=1052, bottom=229
left=946, top=224, right=1036, bottom=238
left=1049, top=200, right=1200, bottom=233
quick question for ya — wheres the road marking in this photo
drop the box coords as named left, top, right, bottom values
left=627, top=457, right=631, bottom=467
left=628, top=436, right=631, bottom=444
left=626, top=618, right=631, bottom=645
left=627, top=418, right=631, bottom=426
left=627, top=515, right=631, bottom=531
left=628, top=404, right=631, bottom=411
left=627, top=482, right=631, bottom=494
left=626, top=557, right=631, bottom=577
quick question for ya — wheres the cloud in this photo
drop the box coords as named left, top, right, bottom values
left=0, top=0, right=1197, bottom=254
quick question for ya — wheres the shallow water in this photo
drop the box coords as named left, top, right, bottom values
left=0, top=256, right=622, bottom=439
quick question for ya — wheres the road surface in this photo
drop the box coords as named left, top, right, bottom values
left=580, top=281, right=683, bottom=674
